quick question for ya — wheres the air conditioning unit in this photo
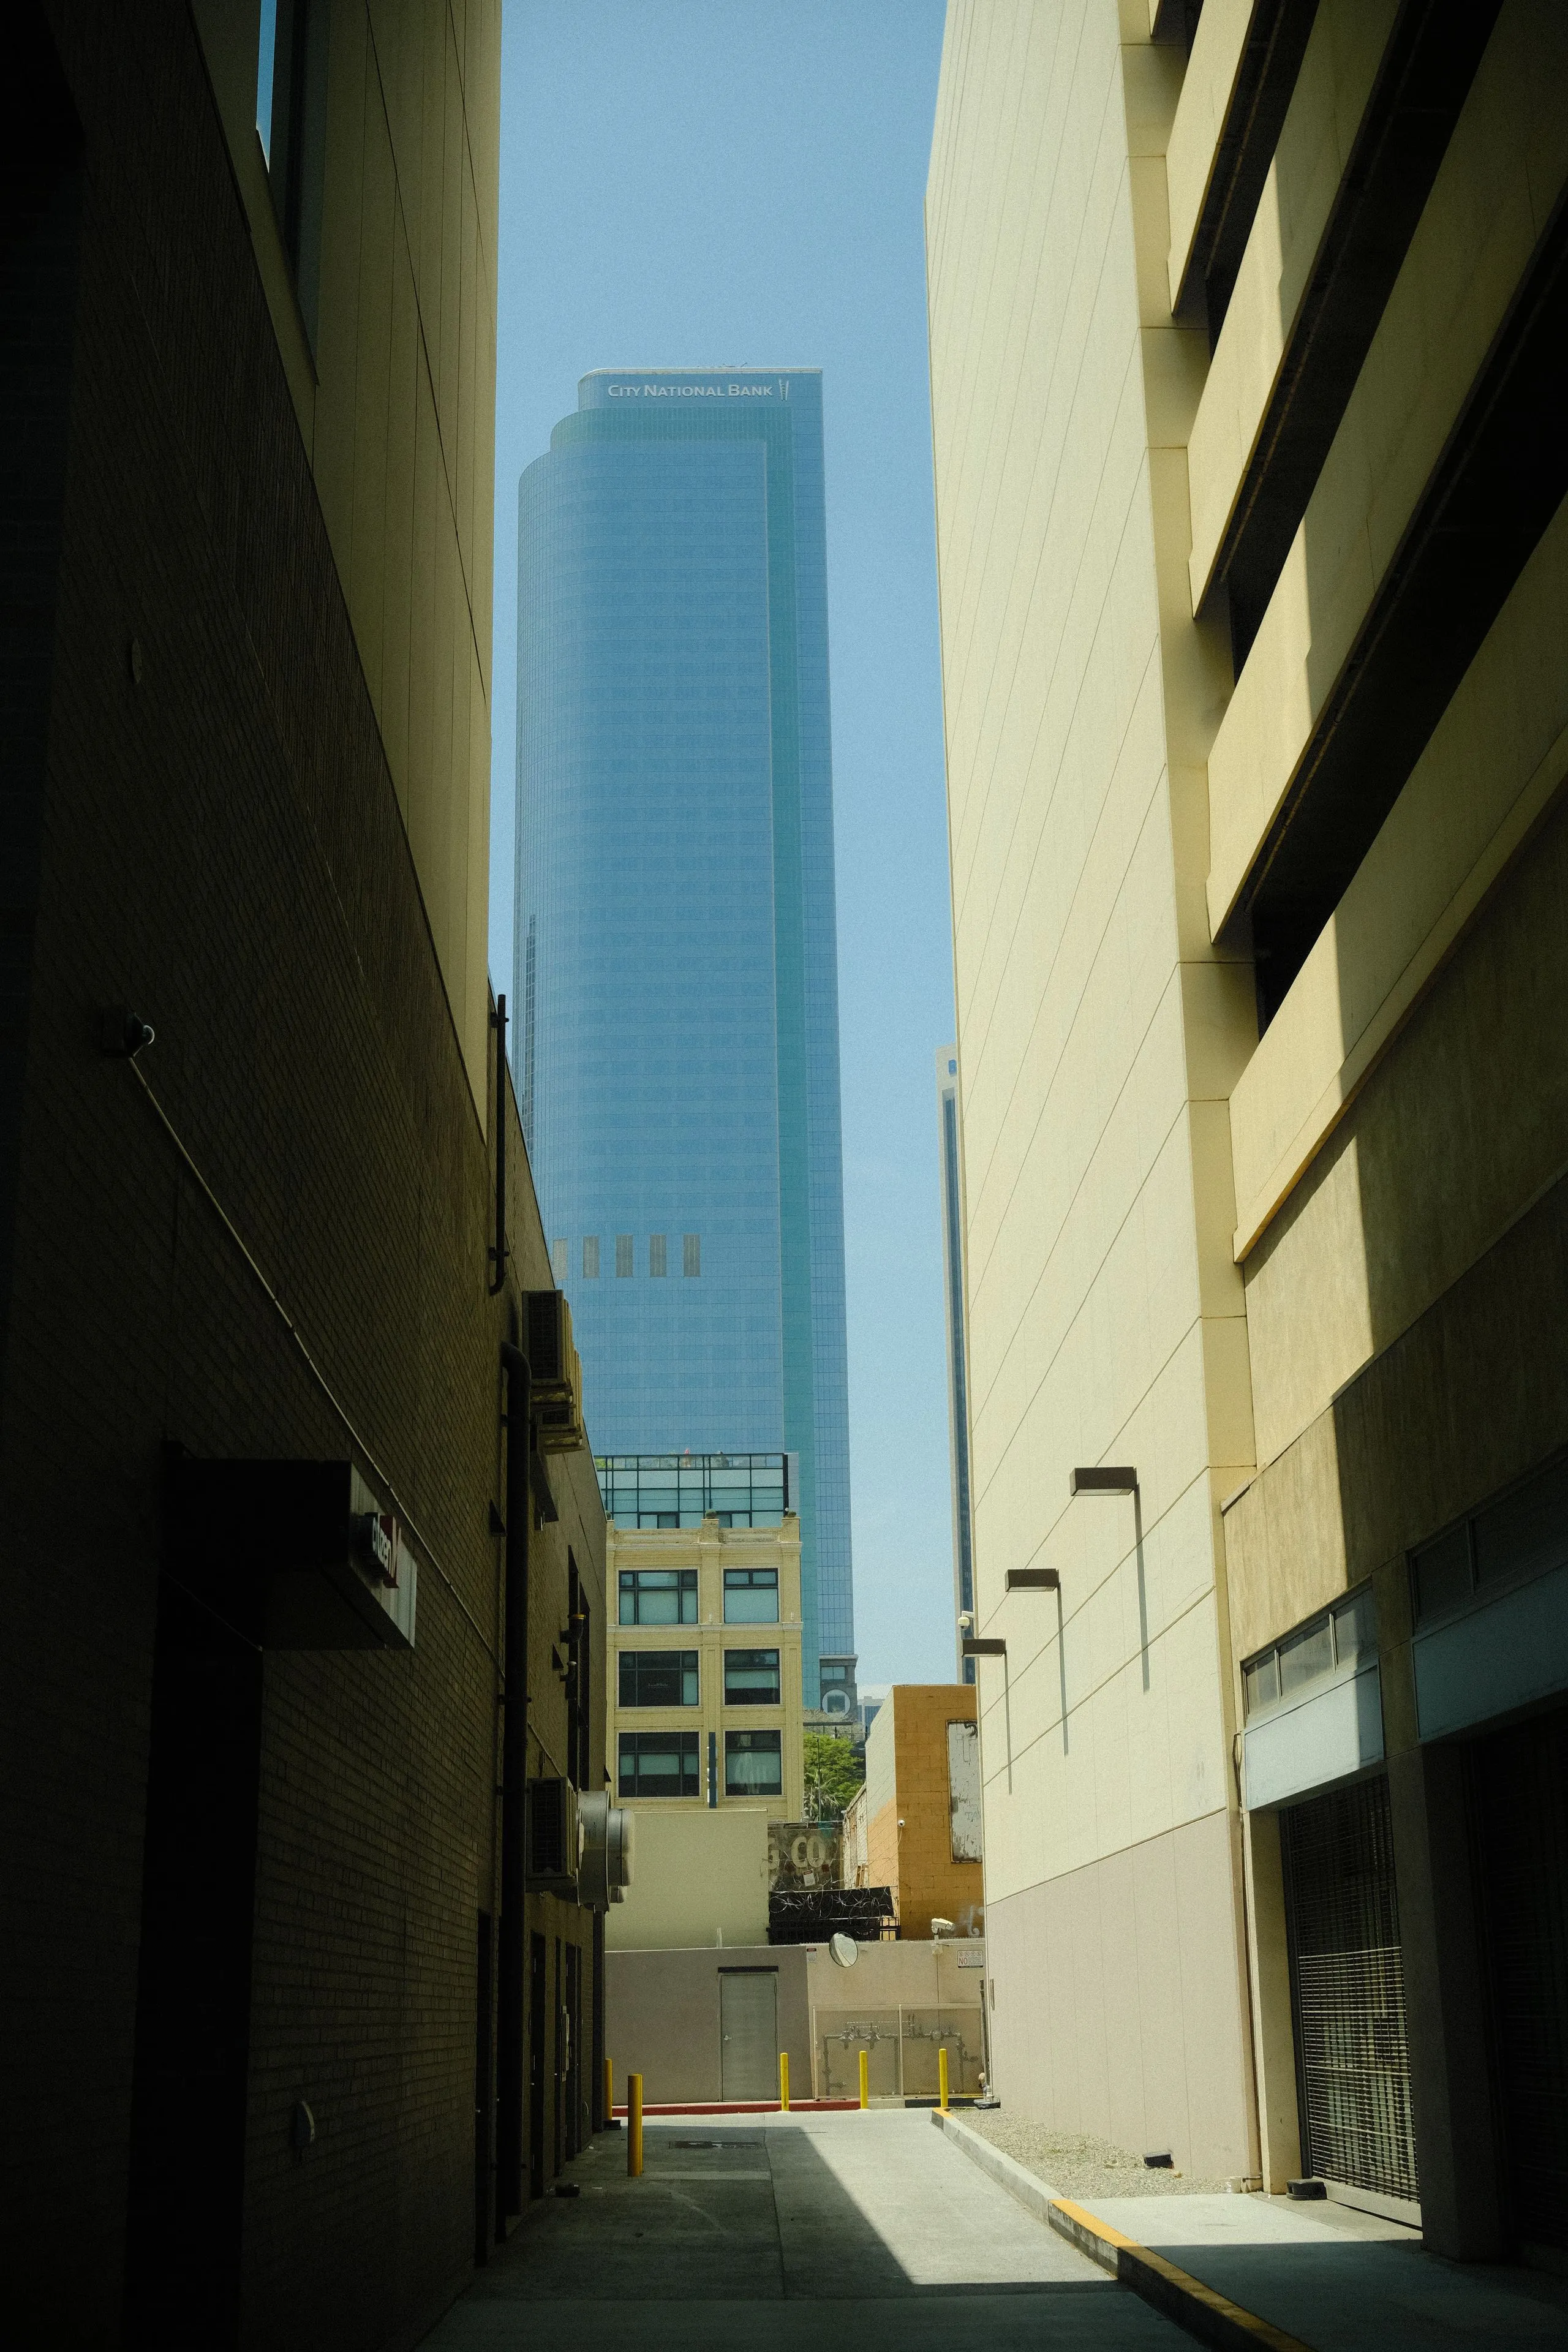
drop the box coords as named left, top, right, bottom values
left=525, top=1778, right=582, bottom=1894
left=578, top=1792, right=635, bottom=1912
left=526, top=1289, right=585, bottom=1454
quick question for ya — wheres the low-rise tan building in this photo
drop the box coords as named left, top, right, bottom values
left=843, top=1686, right=982, bottom=1941
left=604, top=1512, right=805, bottom=1950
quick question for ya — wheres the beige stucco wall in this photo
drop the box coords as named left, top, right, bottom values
left=192, top=0, right=497, bottom=1109
left=605, top=1806, right=770, bottom=1953
left=605, top=1945, right=812, bottom=2108
left=926, top=0, right=1256, bottom=2173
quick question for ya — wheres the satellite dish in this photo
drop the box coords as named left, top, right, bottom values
left=828, top=1932, right=859, bottom=1969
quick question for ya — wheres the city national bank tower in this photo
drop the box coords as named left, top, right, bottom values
left=514, top=369, right=854, bottom=1709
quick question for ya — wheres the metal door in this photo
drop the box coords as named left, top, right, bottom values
left=719, top=1969, right=778, bottom=2100
left=1473, top=1704, right=1568, bottom=2250
left=1281, top=1775, right=1418, bottom=2201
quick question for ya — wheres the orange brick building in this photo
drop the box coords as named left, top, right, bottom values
left=843, top=1685, right=982, bottom=1939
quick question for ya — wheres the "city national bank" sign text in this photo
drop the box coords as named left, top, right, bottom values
left=606, top=379, right=789, bottom=399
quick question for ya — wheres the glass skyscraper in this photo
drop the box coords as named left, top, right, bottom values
left=514, top=368, right=854, bottom=1704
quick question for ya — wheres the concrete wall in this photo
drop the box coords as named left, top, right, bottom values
left=929, top=0, right=1568, bottom=2252
left=605, top=1946, right=812, bottom=2108
left=805, top=1937, right=987, bottom=2018
left=606, top=1806, right=770, bottom=1953
left=925, top=0, right=1257, bottom=2179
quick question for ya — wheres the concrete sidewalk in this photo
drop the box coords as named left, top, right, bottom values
left=937, top=2109, right=1568, bottom=2352
left=420, top=2108, right=1193, bottom=2350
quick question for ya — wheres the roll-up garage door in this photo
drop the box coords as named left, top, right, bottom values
left=1472, top=1705, right=1568, bottom=2252
left=1281, top=1776, right=1418, bottom=2202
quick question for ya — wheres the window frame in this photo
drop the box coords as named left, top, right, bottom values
left=618, top=1649, right=699, bottom=1708
left=618, top=1730, right=701, bottom=1799
left=723, top=1566, right=779, bottom=1626
left=1241, top=1585, right=1376, bottom=1723
left=723, top=1727, right=783, bottom=1798
left=723, top=1648, right=781, bottom=1706
left=618, top=1567, right=698, bottom=1627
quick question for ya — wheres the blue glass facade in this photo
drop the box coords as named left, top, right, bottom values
left=514, top=369, right=853, bottom=1698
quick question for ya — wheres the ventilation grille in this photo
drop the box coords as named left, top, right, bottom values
left=1283, top=1776, right=1419, bottom=2203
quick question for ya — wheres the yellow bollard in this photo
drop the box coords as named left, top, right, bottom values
left=779, top=2051, right=790, bottom=2111
left=858, top=2048, right=869, bottom=2110
left=938, top=2046, right=949, bottom=2112
left=604, top=2055, right=614, bottom=2127
left=628, top=2071, right=643, bottom=2177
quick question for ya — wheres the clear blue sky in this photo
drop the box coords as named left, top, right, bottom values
left=489, top=0, right=956, bottom=1687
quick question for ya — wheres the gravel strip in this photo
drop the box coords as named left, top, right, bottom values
left=957, top=2108, right=1240, bottom=2200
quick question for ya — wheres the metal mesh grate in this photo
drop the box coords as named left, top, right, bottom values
left=1283, top=1777, right=1419, bottom=2201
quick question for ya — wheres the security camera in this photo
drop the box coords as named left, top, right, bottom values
left=958, top=1611, right=973, bottom=1632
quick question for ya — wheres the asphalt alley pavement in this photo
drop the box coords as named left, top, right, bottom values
left=420, top=2108, right=1191, bottom=2351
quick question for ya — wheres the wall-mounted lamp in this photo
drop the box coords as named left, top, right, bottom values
left=1070, top=1466, right=1138, bottom=1496
left=1006, top=1568, right=1060, bottom=1591
left=962, top=1636, right=1006, bottom=1657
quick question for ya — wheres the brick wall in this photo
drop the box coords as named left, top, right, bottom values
left=875, top=1686, right=983, bottom=1941
left=0, top=9, right=604, bottom=2346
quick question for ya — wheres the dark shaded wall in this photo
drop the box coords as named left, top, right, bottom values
left=0, top=6, right=605, bottom=2346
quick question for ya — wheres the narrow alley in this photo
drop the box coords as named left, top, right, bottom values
left=422, top=2109, right=1176, bottom=2351
left=423, top=2106, right=1568, bottom=2352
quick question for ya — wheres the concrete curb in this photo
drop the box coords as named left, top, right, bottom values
left=930, top=2111, right=1314, bottom=2352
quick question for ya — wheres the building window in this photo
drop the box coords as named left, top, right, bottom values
left=649, top=1234, right=667, bottom=1276
left=619, top=1569, right=698, bottom=1626
left=683, top=1233, right=701, bottom=1277
left=725, top=1649, right=780, bottom=1706
left=619, top=1732, right=701, bottom=1799
left=723, top=1567, right=778, bottom=1624
left=551, top=1238, right=567, bottom=1283
left=616, top=1234, right=633, bottom=1278
left=1242, top=1586, right=1376, bottom=1721
left=725, top=1729, right=782, bottom=1798
left=619, top=1650, right=699, bottom=1708
left=582, top=1236, right=600, bottom=1278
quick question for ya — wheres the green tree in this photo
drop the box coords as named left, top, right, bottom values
left=803, top=1732, right=865, bottom=1822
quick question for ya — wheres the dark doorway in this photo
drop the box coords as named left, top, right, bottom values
left=1281, top=1774, right=1417, bottom=2204
left=565, top=1941, right=581, bottom=2159
left=1474, top=1704, right=1568, bottom=2252
left=528, top=1932, right=546, bottom=2201
left=121, top=1578, right=264, bottom=2348
left=553, top=1934, right=565, bottom=2177
left=474, top=1911, right=494, bottom=2266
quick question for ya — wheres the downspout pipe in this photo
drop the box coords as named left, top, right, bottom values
left=496, top=1340, right=531, bottom=2228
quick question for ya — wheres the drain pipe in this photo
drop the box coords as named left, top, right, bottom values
left=496, top=1340, right=532, bottom=2228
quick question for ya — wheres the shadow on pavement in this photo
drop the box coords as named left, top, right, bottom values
left=419, top=2114, right=1181, bottom=2350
